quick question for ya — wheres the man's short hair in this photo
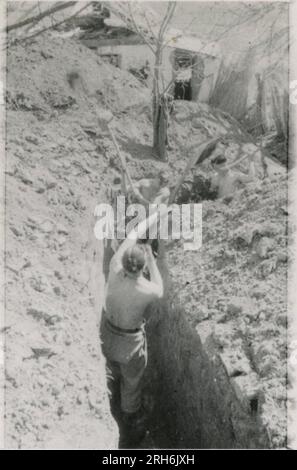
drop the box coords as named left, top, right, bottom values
left=113, top=176, right=121, bottom=185
left=211, top=155, right=227, bottom=166
left=158, top=170, right=169, bottom=185
left=122, top=245, right=146, bottom=274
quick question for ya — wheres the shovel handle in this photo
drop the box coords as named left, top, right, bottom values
left=107, top=124, right=137, bottom=194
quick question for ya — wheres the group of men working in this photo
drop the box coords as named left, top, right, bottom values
left=100, top=138, right=258, bottom=446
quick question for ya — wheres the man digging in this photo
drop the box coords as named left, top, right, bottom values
left=125, top=170, right=171, bottom=208
left=100, top=211, right=166, bottom=446
left=210, top=153, right=256, bottom=198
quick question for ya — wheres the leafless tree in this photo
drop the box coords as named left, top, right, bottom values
left=108, top=1, right=177, bottom=161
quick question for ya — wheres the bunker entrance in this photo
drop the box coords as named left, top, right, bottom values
left=174, top=80, right=192, bottom=101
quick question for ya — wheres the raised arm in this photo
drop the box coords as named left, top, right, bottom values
left=237, top=158, right=256, bottom=184
left=210, top=173, right=219, bottom=191
left=131, top=181, right=151, bottom=206
left=121, top=167, right=128, bottom=195
left=153, top=187, right=170, bottom=206
left=109, top=209, right=167, bottom=274
left=145, top=244, right=164, bottom=298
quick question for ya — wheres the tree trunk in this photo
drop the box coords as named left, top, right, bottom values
left=152, top=96, right=159, bottom=151
left=152, top=44, right=161, bottom=152
left=152, top=42, right=168, bottom=161
left=158, top=105, right=168, bottom=161
left=153, top=101, right=168, bottom=161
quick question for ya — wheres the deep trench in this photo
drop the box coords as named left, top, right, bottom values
left=101, top=239, right=271, bottom=449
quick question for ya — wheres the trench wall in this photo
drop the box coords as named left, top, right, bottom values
left=145, top=246, right=270, bottom=449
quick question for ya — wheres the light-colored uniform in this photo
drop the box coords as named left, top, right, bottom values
left=101, top=254, right=162, bottom=413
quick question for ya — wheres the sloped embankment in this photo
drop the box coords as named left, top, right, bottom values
left=146, top=176, right=287, bottom=448
left=4, top=31, right=157, bottom=450
left=4, top=34, right=140, bottom=448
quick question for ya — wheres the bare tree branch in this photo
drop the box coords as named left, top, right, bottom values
left=19, top=2, right=92, bottom=44
left=158, top=2, right=176, bottom=43
left=7, top=1, right=76, bottom=33
left=127, top=2, right=156, bottom=54
left=143, top=12, right=158, bottom=44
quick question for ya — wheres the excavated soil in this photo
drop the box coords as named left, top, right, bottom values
left=3, top=32, right=287, bottom=449
left=145, top=176, right=287, bottom=448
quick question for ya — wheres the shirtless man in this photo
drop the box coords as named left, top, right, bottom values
left=127, top=171, right=171, bottom=207
left=100, top=212, right=164, bottom=444
left=210, top=154, right=256, bottom=198
left=125, top=171, right=171, bottom=257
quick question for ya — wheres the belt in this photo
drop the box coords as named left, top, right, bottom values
left=105, top=318, right=142, bottom=334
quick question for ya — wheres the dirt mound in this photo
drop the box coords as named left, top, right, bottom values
left=167, top=174, right=287, bottom=447
left=6, top=33, right=149, bottom=116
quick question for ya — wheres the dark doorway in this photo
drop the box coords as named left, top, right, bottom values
left=173, top=51, right=193, bottom=101
left=174, top=80, right=192, bottom=101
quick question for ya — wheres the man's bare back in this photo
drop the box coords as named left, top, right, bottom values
left=211, top=170, right=248, bottom=198
left=211, top=154, right=256, bottom=198
left=105, top=252, right=162, bottom=330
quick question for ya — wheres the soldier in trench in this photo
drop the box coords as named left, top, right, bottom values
left=124, top=169, right=171, bottom=256
left=103, top=170, right=171, bottom=281
left=123, top=169, right=171, bottom=208
left=100, top=212, right=165, bottom=444
left=210, top=153, right=256, bottom=199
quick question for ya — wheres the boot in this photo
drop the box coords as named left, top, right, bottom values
left=120, top=406, right=147, bottom=447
